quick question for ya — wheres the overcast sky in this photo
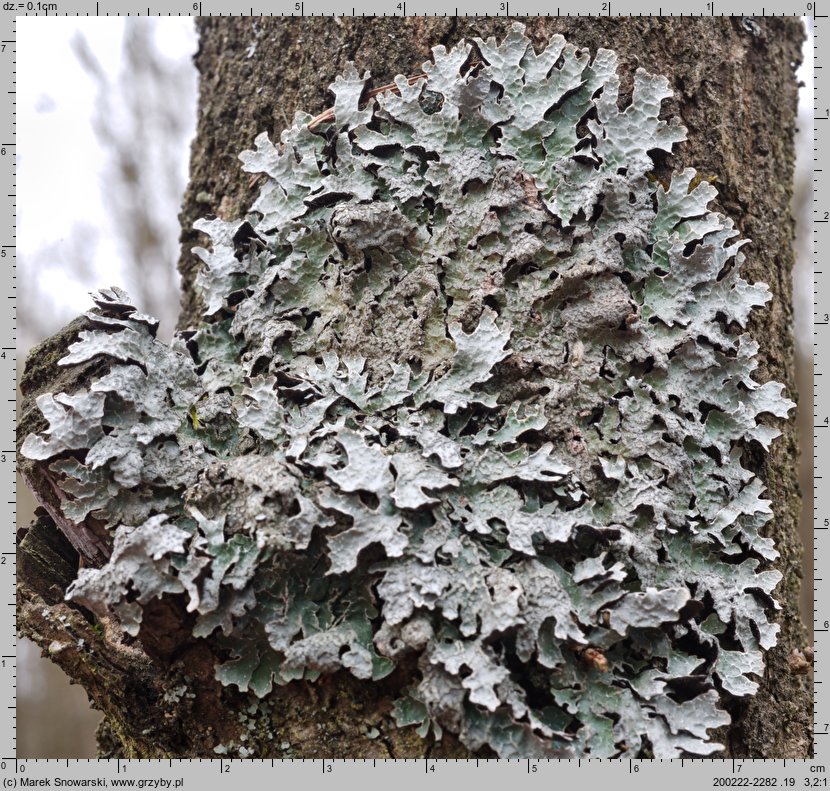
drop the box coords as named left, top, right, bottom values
left=17, top=17, right=197, bottom=333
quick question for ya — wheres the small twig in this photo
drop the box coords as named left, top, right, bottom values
left=307, top=71, right=428, bottom=130
left=245, top=60, right=483, bottom=191
left=308, top=59, right=483, bottom=131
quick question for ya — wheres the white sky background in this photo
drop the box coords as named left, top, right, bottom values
left=19, top=19, right=118, bottom=312
left=17, top=17, right=198, bottom=344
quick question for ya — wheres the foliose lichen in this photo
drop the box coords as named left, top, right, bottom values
left=23, top=23, right=795, bottom=758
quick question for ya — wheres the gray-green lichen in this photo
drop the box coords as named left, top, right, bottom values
left=22, top=23, right=794, bottom=758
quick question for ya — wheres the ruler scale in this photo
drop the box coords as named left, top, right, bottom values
left=3, top=3, right=824, bottom=788
left=817, top=9, right=826, bottom=781
left=3, top=13, right=13, bottom=762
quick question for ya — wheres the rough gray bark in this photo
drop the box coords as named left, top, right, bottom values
left=18, top=17, right=811, bottom=758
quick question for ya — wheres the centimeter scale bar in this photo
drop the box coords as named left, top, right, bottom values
left=0, top=3, right=824, bottom=790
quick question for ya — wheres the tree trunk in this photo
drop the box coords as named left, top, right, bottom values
left=18, top=16, right=811, bottom=759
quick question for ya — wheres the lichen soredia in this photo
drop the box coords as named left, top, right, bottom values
left=23, top=22, right=795, bottom=758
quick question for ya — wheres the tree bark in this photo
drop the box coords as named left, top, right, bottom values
left=18, top=16, right=811, bottom=758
